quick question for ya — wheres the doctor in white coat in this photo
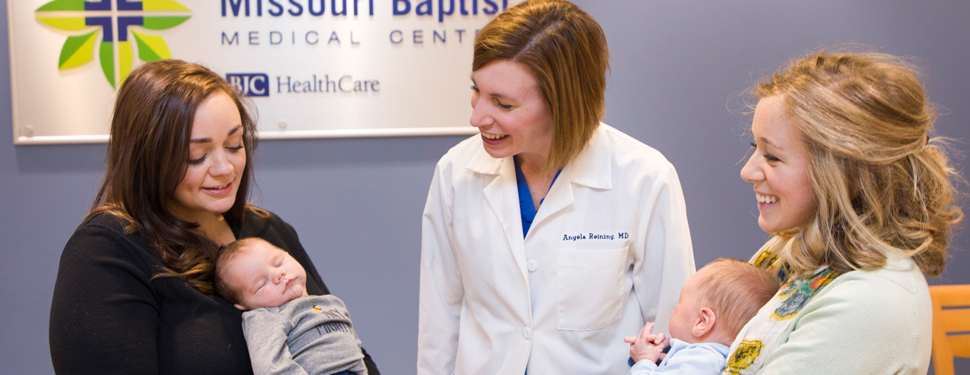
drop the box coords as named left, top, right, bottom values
left=418, top=1, right=695, bottom=374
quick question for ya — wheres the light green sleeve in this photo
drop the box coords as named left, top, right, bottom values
left=757, top=261, right=931, bottom=375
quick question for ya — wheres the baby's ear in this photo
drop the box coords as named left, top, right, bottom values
left=234, top=303, right=247, bottom=311
left=692, top=307, right=717, bottom=337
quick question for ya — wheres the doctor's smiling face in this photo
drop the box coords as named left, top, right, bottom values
left=470, top=59, right=554, bottom=164
left=740, top=95, right=816, bottom=234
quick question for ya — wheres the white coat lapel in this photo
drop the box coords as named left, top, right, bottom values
left=467, top=148, right=530, bottom=281
left=531, top=125, right=613, bottom=235
left=529, top=168, right=574, bottom=239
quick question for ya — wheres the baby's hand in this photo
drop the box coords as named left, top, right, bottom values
left=623, top=322, right=671, bottom=364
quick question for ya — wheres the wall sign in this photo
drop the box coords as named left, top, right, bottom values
left=8, top=0, right=521, bottom=144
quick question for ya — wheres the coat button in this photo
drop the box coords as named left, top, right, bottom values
left=523, top=327, right=532, bottom=339
left=527, top=260, right=538, bottom=272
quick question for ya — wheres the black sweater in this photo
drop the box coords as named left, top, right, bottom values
left=50, top=210, right=379, bottom=375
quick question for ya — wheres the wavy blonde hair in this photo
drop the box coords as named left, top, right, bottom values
left=752, top=49, right=962, bottom=277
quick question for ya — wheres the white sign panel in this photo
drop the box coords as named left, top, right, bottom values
left=8, top=0, right=522, bottom=144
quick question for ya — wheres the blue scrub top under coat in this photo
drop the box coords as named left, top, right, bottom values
left=514, top=157, right=562, bottom=238
left=515, top=156, right=561, bottom=375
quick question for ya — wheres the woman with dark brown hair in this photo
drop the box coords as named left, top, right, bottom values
left=418, top=1, right=695, bottom=374
left=49, top=60, right=379, bottom=375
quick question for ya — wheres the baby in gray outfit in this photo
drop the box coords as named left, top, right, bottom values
left=215, top=237, right=367, bottom=375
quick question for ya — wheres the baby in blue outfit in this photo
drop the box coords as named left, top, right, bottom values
left=625, top=258, right=780, bottom=374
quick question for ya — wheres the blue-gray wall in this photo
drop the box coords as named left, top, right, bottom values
left=2, top=0, right=968, bottom=374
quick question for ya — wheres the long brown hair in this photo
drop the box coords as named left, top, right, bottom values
left=473, top=0, right=609, bottom=175
left=91, top=60, right=259, bottom=292
left=752, top=49, right=963, bottom=277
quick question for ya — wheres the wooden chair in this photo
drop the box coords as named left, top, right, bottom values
left=929, top=284, right=970, bottom=375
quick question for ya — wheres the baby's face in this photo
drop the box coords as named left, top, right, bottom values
left=224, top=241, right=309, bottom=310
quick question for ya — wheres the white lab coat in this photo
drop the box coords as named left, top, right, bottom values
left=418, top=124, right=695, bottom=375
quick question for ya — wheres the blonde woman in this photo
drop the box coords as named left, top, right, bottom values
left=729, top=49, right=962, bottom=374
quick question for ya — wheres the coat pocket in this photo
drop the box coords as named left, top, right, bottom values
left=556, top=246, right=630, bottom=331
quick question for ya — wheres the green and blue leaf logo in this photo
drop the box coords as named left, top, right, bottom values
left=35, top=0, right=191, bottom=88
